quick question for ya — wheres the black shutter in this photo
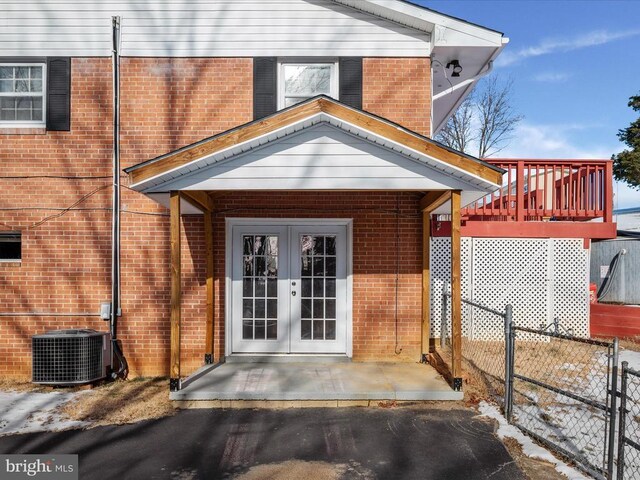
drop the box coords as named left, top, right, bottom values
left=253, top=57, right=277, bottom=120
left=339, top=57, right=362, bottom=110
left=46, top=57, right=71, bottom=131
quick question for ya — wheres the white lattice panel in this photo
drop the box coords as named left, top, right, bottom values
left=472, top=239, right=550, bottom=340
left=430, top=237, right=590, bottom=341
left=551, top=239, right=590, bottom=337
left=429, top=237, right=472, bottom=339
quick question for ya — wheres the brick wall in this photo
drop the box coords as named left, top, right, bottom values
left=206, top=192, right=423, bottom=364
left=0, top=57, right=431, bottom=378
left=363, top=58, right=431, bottom=137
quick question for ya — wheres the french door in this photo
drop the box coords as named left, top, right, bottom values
left=231, top=222, right=348, bottom=354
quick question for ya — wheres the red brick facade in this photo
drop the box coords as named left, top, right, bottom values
left=0, top=57, right=431, bottom=378
left=363, top=58, right=431, bottom=137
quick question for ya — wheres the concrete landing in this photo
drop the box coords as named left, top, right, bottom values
left=170, top=361, right=463, bottom=401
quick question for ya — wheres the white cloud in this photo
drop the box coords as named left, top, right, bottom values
left=532, top=72, right=570, bottom=83
left=497, top=29, right=640, bottom=67
left=499, top=122, right=616, bottom=159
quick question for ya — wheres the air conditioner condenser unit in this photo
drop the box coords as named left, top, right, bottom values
left=32, top=329, right=112, bottom=385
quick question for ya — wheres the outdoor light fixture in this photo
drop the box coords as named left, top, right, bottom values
left=446, top=59, right=463, bottom=77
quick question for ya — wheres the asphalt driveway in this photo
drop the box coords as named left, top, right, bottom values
left=0, top=407, right=524, bottom=480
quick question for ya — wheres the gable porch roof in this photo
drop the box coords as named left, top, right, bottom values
left=125, top=96, right=504, bottom=214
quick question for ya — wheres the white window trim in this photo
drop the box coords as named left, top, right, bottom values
left=277, top=58, right=339, bottom=110
left=0, top=63, right=47, bottom=129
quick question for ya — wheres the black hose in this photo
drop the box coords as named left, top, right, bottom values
left=597, top=249, right=626, bottom=301
left=111, top=339, right=129, bottom=379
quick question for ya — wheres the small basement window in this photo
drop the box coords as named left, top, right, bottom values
left=0, top=64, right=46, bottom=127
left=0, top=232, right=21, bottom=261
left=278, top=60, right=338, bottom=109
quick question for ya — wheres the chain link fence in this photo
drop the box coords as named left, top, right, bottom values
left=440, top=293, right=510, bottom=403
left=439, top=293, right=640, bottom=479
left=618, top=362, right=640, bottom=479
left=508, top=328, right=617, bottom=479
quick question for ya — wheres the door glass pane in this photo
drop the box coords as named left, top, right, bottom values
left=267, top=278, right=278, bottom=298
left=267, top=299, right=277, bottom=319
left=243, top=278, right=252, bottom=297
left=242, top=235, right=278, bottom=340
left=301, top=320, right=311, bottom=340
left=255, top=320, right=266, bottom=339
left=313, top=320, right=324, bottom=340
left=267, top=320, right=277, bottom=340
left=301, top=278, right=311, bottom=298
left=299, top=234, right=337, bottom=341
left=301, top=298, right=312, bottom=319
left=313, top=278, right=323, bottom=297
left=325, top=320, right=336, bottom=340
left=255, top=278, right=266, bottom=297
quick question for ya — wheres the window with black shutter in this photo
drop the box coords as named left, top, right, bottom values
left=254, top=57, right=278, bottom=120
left=339, top=57, right=362, bottom=110
left=0, top=56, right=70, bottom=131
left=253, top=57, right=363, bottom=119
left=46, top=57, right=71, bottom=131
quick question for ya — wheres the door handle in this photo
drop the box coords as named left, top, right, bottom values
left=292, top=291, right=297, bottom=296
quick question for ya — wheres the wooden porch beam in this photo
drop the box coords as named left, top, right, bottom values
left=450, top=190, right=462, bottom=390
left=421, top=209, right=431, bottom=359
left=204, top=208, right=214, bottom=364
left=181, top=190, right=213, bottom=213
left=170, top=191, right=182, bottom=391
left=420, top=190, right=452, bottom=213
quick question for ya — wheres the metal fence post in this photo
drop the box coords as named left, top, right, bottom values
left=503, top=307, right=511, bottom=417
left=607, top=338, right=618, bottom=478
left=440, top=292, right=447, bottom=349
left=504, top=304, right=514, bottom=422
left=617, top=361, right=628, bottom=480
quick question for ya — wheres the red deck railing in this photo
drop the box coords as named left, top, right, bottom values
left=462, top=159, right=613, bottom=223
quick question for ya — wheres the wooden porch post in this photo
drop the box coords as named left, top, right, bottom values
left=180, top=191, right=215, bottom=365
left=170, top=191, right=182, bottom=391
left=419, top=190, right=452, bottom=360
left=180, top=190, right=214, bottom=364
left=450, top=190, right=462, bottom=390
left=421, top=210, right=431, bottom=359
left=204, top=208, right=214, bottom=364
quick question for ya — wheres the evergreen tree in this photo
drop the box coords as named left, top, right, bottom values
left=613, top=94, right=640, bottom=189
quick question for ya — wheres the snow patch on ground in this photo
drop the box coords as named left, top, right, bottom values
left=0, top=390, right=88, bottom=436
left=478, top=401, right=589, bottom=480
left=620, top=350, right=640, bottom=371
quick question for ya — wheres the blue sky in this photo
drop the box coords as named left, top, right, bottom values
left=420, top=0, right=640, bottom=209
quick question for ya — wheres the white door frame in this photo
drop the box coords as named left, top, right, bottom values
left=225, top=218, right=353, bottom=357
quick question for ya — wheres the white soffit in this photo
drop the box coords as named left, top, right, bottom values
left=333, top=1, right=508, bottom=134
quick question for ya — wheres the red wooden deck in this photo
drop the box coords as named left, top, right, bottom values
left=591, top=303, right=640, bottom=339
left=433, top=159, right=617, bottom=239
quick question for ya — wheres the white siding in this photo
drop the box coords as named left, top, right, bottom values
left=149, top=124, right=477, bottom=194
left=0, top=0, right=430, bottom=57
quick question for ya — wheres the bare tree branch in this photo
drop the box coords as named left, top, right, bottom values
left=434, top=75, right=523, bottom=159
left=435, top=92, right=475, bottom=153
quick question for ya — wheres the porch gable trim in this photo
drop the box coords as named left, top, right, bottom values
left=126, top=96, right=504, bottom=190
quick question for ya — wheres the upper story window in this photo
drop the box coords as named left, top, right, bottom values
left=278, top=60, right=338, bottom=109
left=0, top=64, right=46, bottom=126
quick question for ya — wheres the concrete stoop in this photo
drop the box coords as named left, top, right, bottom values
left=170, top=361, right=463, bottom=403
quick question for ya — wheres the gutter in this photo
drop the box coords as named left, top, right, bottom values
left=110, top=16, right=128, bottom=379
